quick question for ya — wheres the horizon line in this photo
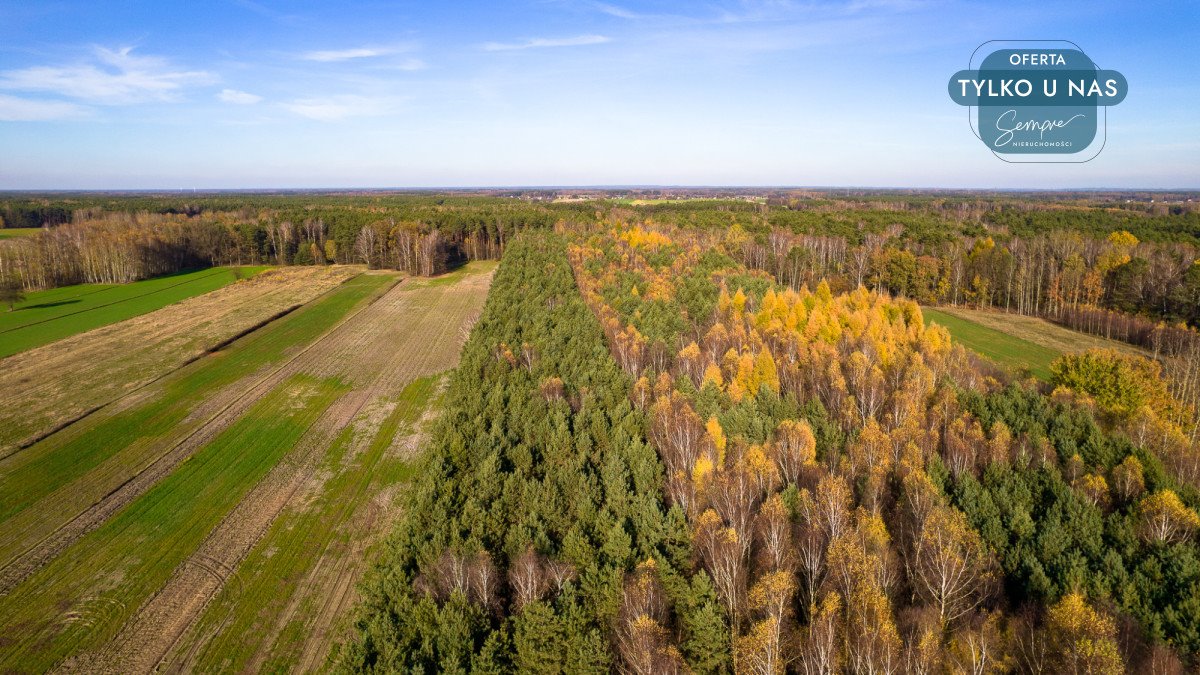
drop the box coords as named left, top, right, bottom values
left=2, top=185, right=1198, bottom=194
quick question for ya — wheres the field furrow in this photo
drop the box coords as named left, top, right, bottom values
left=74, top=387, right=373, bottom=674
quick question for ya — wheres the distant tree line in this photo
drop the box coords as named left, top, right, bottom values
left=741, top=227, right=1200, bottom=329
left=4, top=193, right=1198, bottom=326
left=0, top=198, right=574, bottom=289
left=0, top=204, right=72, bottom=230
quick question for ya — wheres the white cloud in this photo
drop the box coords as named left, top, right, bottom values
left=218, top=88, right=263, bottom=104
left=303, top=47, right=387, bottom=62
left=0, top=94, right=89, bottom=121
left=591, top=2, right=644, bottom=20
left=301, top=46, right=413, bottom=62
left=842, top=0, right=929, bottom=12
left=281, top=94, right=402, bottom=121
left=0, top=47, right=214, bottom=105
left=481, top=34, right=610, bottom=51
left=298, top=46, right=425, bottom=71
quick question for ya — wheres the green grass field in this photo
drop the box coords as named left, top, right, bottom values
left=0, top=374, right=348, bottom=673
left=180, top=375, right=439, bottom=672
left=0, top=228, right=40, bottom=240
left=922, top=307, right=1061, bottom=380
left=0, top=274, right=392, bottom=568
left=0, top=266, right=271, bottom=358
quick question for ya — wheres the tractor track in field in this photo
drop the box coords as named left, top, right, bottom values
left=290, top=381, right=446, bottom=675
left=0, top=274, right=399, bottom=597
left=57, top=388, right=370, bottom=674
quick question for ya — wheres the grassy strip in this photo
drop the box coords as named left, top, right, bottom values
left=0, top=374, right=348, bottom=673
left=184, top=375, right=439, bottom=672
left=0, top=228, right=40, bottom=239
left=0, top=274, right=392, bottom=565
left=928, top=305, right=1150, bottom=359
left=0, top=266, right=271, bottom=358
left=413, top=259, right=499, bottom=288
left=923, top=306, right=1061, bottom=380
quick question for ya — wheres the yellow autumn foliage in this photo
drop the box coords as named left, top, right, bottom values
left=702, top=362, right=724, bottom=390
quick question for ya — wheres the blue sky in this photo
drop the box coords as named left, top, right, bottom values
left=0, top=0, right=1196, bottom=189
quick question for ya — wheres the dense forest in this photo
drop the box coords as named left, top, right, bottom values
left=5, top=191, right=1199, bottom=671
left=337, top=233, right=723, bottom=671
left=341, top=220, right=1200, bottom=673
left=4, top=191, right=1198, bottom=443
left=3, top=192, right=1196, bottom=325
left=3, top=193, right=1197, bottom=323
left=0, top=195, right=586, bottom=287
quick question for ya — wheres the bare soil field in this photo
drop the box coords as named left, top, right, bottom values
left=0, top=265, right=362, bottom=456
left=0, top=262, right=493, bottom=673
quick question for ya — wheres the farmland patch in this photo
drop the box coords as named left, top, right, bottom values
left=0, top=265, right=360, bottom=455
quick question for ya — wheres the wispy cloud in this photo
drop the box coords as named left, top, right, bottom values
left=481, top=34, right=610, bottom=51
left=218, top=88, right=262, bottom=104
left=0, top=94, right=89, bottom=121
left=590, top=2, right=648, bottom=19
left=588, top=0, right=926, bottom=26
left=302, top=47, right=388, bottom=62
left=842, top=0, right=931, bottom=13
left=281, top=94, right=403, bottom=121
left=301, top=45, right=415, bottom=62
left=0, top=47, right=214, bottom=105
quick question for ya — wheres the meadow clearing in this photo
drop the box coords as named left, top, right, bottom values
left=0, top=262, right=493, bottom=673
left=921, top=307, right=1060, bottom=379
left=922, top=304, right=1150, bottom=380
